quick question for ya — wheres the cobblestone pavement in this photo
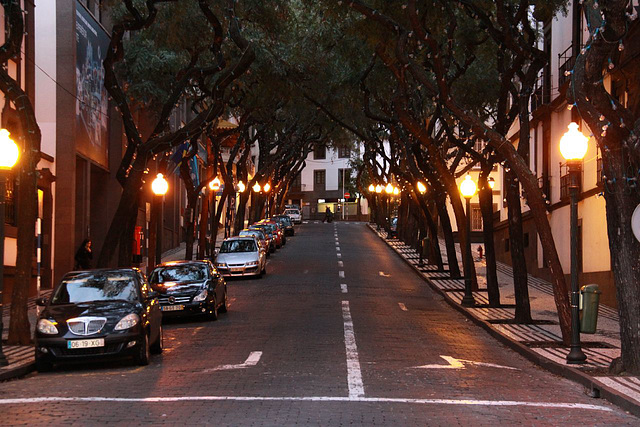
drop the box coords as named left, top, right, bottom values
left=0, top=223, right=636, bottom=425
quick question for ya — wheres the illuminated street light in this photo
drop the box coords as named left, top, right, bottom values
left=560, top=122, right=588, bottom=365
left=393, top=186, right=400, bottom=196
left=263, top=182, right=271, bottom=193
left=151, top=173, right=169, bottom=196
left=488, top=177, right=495, bottom=189
left=253, top=182, right=261, bottom=193
left=375, top=184, right=382, bottom=194
left=385, top=183, right=393, bottom=194
left=209, top=176, right=221, bottom=191
left=368, top=184, right=375, bottom=192
left=459, top=174, right=476, bottom=307
left=0, top=128, right=19, bottom=366
left=417, top=181, right=427, bottom=194
left=237, top=181, right=246, bottom=193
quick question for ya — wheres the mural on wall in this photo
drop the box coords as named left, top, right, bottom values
left=75, top=1, right=110, bottom=167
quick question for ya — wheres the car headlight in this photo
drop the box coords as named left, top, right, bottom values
left=216, top=262, right=227, bottom=268
left=247, top=260, right=259, bottom=266
left=114, top=313, right=140, bottom=331
left=37, top=319, right=58, bottom=335
left=193, top=289, right=208, bottom=302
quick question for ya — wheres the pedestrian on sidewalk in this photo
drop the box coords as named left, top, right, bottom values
left=477, top=245, right=484, bottom=261
left=75, top=239, right=93, bottom=270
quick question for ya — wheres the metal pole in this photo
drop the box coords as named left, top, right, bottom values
left=567, top=162, right=586, bottom=364
left=0, top=173, right=9, bottom=365
left=155, top=195, right=163, bottom=266
left=462, top=196, right=475, bottom=307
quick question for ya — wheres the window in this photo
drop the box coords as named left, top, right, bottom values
left=504, top=238, right=510, bottom=253
left=338, top=168, right=351, bottom=191
left=596, top=149, right=604, bottom=186
left=338, top=147, right=351, bottom=158
left=471, top=205, right=483, bottom=231
left=314, top=145, right=326, bottom=160
left=292, top=173, right=302, bottom=189
left=314, top=170, right=326, bottom=191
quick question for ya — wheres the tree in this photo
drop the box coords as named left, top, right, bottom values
left=0, top=0, right=41, bottom=345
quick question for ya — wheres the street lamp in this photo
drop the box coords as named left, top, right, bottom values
left=150, top=173, right=168, bottom=270
left=237, top=181, right=246, bottom=193
left=263, top=182, right=271, bottom=193
left=392, top=186, right=400, bottom=196
left=263, top=183, right=271, bottom=217
left=0, top=129, right=19, bottom=366
left=417, top=181, right=427, bottom=194
left=459, top=174, right=477, bottom=307
left=368, top=184, right=375, bottom=192
left=385, top=183, right=394, bottom=195
left=488, top=177, right=496, bottom=190
left=375, top=184, right=382, bottom=194
left=560, top=122, right=588, bottom=365
left=252, top=182, right=261, bottom=193
left=209, top=176, right=221, bottom=191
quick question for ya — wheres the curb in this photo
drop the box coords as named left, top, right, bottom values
left=0, top=360, right=34, bottom=382
left=366, top=224, right=640, bottom=417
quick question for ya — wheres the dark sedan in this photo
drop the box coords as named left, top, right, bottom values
left=34, top=268, right=163, bottom=371
left=149, top=260, right=228, bottom=320
left=273, top=215, right=295, bottom=236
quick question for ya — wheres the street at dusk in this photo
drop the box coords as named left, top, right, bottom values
left=0, top=223, right=635, bottom=425
left=2, top=1, right=640, bottom=425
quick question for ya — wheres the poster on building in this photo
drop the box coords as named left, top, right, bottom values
left=75, top=1, right=110, bottom=167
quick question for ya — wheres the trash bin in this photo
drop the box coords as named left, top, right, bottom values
left=580, top=284, right=601, bottom=334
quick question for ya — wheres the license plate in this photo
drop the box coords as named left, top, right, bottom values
left=161, top=305, right=184, bottom=312
left=67, top=338, right=105, bottom=349
left=231, top=268, right=244, bottom=272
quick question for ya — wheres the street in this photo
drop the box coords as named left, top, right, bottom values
left=0, top=222, right=635, bottom=425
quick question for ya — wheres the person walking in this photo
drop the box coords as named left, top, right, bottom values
left=74, top=239, right=93, bottom=270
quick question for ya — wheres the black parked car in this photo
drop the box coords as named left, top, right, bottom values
left=149, top=260, right=228, bottom=320
left=34, top=268, right=163, bottom=372
left=273, top=215, right=295, bottom=236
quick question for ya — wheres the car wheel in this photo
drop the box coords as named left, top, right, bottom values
left=208, top=298, right=219, bottom=321
left=219, top=287, right=228, bottom=313
left=35, top=354, right=53, bottom=373
left=151, top=324, right=163, bottom=355
left=135, top=332, right=150, bottom=366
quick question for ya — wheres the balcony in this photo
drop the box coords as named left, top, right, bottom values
left=537, top=174, right=550, bottom=200
left=558, top=43, right=582, bottom=88
left=531, top=73, right=551, bottom=112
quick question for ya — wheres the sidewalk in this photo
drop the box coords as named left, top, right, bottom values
left=0, top=231, right=226, bottom=381
left=368, top=224, right=640, bottom=417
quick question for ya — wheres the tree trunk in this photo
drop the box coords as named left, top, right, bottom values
left=478, top=172, right=500, bottom=306
left=603, top=153, right=640, bottom=374
left=436, top=194, right=461, bottom=278
left=234, top=190, right=249, bottom=235
left=505, top=171, right=532, bottom=322
left=97, top=153, right=148, bottom=267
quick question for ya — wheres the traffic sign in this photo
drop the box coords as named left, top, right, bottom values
left=344, top=192, right=350, bottom=198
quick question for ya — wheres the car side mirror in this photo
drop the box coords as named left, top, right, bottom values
left=35, top=297, right=48, bottom=306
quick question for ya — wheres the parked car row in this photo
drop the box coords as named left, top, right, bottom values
left=214, top=214, right=296, bottom=278
left=32, top=211, right=301, bottom=371
left=34, top=260, right=227, bottom=371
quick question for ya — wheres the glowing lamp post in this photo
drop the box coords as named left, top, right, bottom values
left=209, top=176, right=221, bottom=191
left=375, top=184, right=382, bottom=194
left=368, top=184, right=375, bottom=193
left=561, top=122, right=588, bottom=365
left=252, top=182, right=261, bottom=193
left=149, top=173, right=168, bottom=270
left=263, top=183, right=271, bottom=217
left=460, top=174, right=477, bottom=307
left=385, top=183, right=394, bottom=195
left=488, top=177, right=496, bottom=190
left=237, top=181, right=246, bottom=193
left=417, top=181, right=427, bottom=194
left=0, top=129, right=19, bottom=366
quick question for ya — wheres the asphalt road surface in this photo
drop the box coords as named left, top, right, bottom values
left=0, top=222, right=636, bottom=425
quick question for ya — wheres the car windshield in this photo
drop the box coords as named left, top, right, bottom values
left=219, top=240, right=257, bottom=253
left=150, top=264, right=207, bottom=284
left=51, top=271, right=139, bottom=304
left=240, top=230, right=264, bottom=240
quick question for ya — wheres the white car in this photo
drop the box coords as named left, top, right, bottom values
left=284, top=208, right=302, bottom=224
left=215, top=237, right=267, bottom=278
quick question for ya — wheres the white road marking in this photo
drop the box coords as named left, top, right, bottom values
left=398, top=303, right=408, bottom=311
left=339, top=271, right=345, bottom=278
left=379, top=271, right=391, bottom=277
left=337, top=253, right=342, bottom=258
left=414, top=355, right=519, bottom=371
left=204, top=352, right=263, bottom=372
left=338, top=261, right=344, bottom=267
left=342, top=301, right=365, bottom=398
left=0, top=396, right=612, bottom=412
left=341, top=284, right=348, bottom=293
left=335, top=242, right=340, bottom=246
left=336, top=247, right=341, bottom=252
left=335, top=237, right=339, bottom=241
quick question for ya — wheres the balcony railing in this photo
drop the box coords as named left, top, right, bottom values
left=531, top=72, right=551, bottom=112
left=558, top=43, right=583, bottom=88
left=4, top=177, right=16, bottom=226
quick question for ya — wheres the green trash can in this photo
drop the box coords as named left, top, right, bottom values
left=580, top=284, right=601, bottom=334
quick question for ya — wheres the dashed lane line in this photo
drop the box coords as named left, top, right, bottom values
left=398, top=303, right=408, bottom=311
left=336, top=247, right=341, bottom=252
left=339, top=271, right=345, bottom=279
left=337, top=253, right=342, bottom=258
left=342, top=301, right=365, bottom=398
left=341, top=284, right=348, bottom=293
left=0, top=396, right=613, bottom=412
left=204, top=352, right=263, bottom=372
left=338, top=261, right=344, bottom=267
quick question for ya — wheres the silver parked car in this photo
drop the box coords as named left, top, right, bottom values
left=284, top=208, right=302, bottom=224
left=215, top=237, right=267, bottom=278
